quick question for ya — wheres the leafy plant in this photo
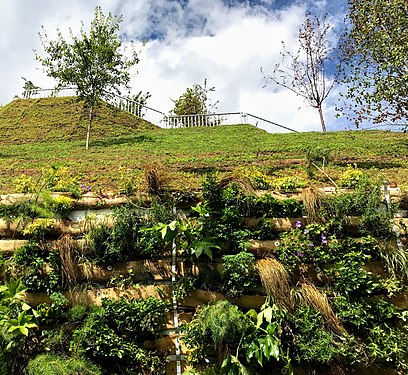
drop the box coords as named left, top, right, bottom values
left=9, top=242, right=61, bottom=293
left=291, top=305, right=337, bottom=364
left=270, top=176, right=307, bottom=192
left=326, top=253, right=382, bottom=296
left=338, top=164, right=364, bottom=188
left=87, top=204, right=144, bottom=264
left=0, top=278, right=38, bottom=369
left=70, top=296, right=168, bottom=373
left=222, top=251, right=257, bottom=297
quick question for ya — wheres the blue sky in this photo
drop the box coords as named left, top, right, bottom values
left=0, top=0, right=353, bottom=132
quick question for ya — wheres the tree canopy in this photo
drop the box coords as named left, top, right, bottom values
left=36, top=6, right=139, bottom=149
left=171, top=79, right=217, bottom=116
left=337, top=0, right=408, bottom=129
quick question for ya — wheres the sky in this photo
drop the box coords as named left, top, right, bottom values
left=0, top=0, right=350, bottom=132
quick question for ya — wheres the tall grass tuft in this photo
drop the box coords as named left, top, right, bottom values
left=257, top=258, right=293, bottom=311
left=297, top=281, right=344, bottom=335
left=56, top=235, right=78, bottom=288
left=144, top=164, right=165, bottom=194
left=302, top=187, right=324, bottom=224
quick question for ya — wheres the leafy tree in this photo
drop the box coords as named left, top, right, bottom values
left=171, top=79, right=219, bottom=127
left=337, top=0, right=408, bottom=129
left=262, top=14, right=335, bottom=133
left=36, top=6, right=139, bottom=149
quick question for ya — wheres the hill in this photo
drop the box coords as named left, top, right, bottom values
left=0, top=97, right=157, bottom=144
left=0, top=97, right=407, bottom=194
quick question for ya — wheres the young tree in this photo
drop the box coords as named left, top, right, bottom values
left=337, top=0, right=408, bottom=129
left=172, top=79, right=218, bottom=116
left=36, top=6, right=139, bottom=149
left=262, top=14, right=334, bottom=133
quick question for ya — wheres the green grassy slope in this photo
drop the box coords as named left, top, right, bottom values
left=0, top=97, right=407, bottom=193
left=0, top=97, right=157, bottom=144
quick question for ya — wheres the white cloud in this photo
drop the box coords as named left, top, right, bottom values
left=0, top=0, right=348, bottom=132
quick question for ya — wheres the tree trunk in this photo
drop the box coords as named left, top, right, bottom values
left=318, top=106, right=327, bottom=133
left=86, top=104, right=94, bottom=150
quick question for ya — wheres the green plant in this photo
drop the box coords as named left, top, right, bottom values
left=22, top=218, right=55, bottom=240
left=173, top=275, right=195, bottom=300
left=326, top=253, right=382, bottom=296
left=48, top=195, right=75, bottom=217
left=87, top=205, right=144, bottom=264
left=332, top=296, right=399, bottom=329
left=183, top=301, right=252, bottom=366
left=0, top=278, right=38, bottom=372
left=254, top=195, right=303, bottom=218
left=338, top=164, right=364, bottom=188
left=36, top=292, right=68, bottom=325
left=222, top=251, right=257, bottom=297
left=14, top=174, right=36, bottom=193
left=27, top=354, right=101, bottom=375
left=292, top=305, right=337, bottom=364
left=366, top=324, right=408, bottom=371
left=70, top=296, right=168, bottom=373
left=10, top=242, right=61, bottom=293
left=270, top=176, right=307, bottom=192
left=107, top=268, right=138, bottom=289
left=305, top=147, right=332, bottom=178
left=67, top=304, right=88, bottom=323
left=244, top=301, right=292, bottom=373
left=118, top=166, right=141, bottom=195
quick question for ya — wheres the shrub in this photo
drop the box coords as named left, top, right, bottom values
left=70, top=296, right=168, bottom=374
left=292, top=305, right=337, bottom=364
left=222, top=251, right=257, bottom=297
left=338, top=164, right=364, bottom=188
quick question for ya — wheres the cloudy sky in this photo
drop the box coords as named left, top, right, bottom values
left=0, top=0, right=350, bottom=132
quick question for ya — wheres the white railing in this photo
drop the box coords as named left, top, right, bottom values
left=21, top=88, right=297, bottom=132
left=103, top=92, right=165, bottom=126
left=164, top=112, right=297, bottom=132
left=164, top=112, right=245, bottom=128
left=22, top=87, right=77, bottom=99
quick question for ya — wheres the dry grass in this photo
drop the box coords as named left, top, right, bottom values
left=144, top=164, right=166, bottom=194
left=219, top=173, right=255, bottom=194
left=257, top=258, right=293, bottom=311
left=302, top=187, right=324, bottom=224
left=297, top=281, right=344, bottom=335
left=55, top=235, right=78, bottom=288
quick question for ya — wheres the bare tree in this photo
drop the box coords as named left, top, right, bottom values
left=262, top=14, right=334, bottom=133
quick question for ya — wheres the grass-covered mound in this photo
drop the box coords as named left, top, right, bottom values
left=0, top=97, right=157, bottom=144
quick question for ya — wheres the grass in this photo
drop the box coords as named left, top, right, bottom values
left=0, top=97, right=407, bottom=194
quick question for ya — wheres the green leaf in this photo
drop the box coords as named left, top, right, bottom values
left=19, top=326, right=29, bottom=336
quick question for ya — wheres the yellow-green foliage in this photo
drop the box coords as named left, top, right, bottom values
left=22, top=218, right=54, bottom=239
left=236, top=167, right=272, bottom=189
left=271, top=176, right=307, bottom=191
left=338, top=165, right=364, bottom=188
left=50, top=195, right=75, bottom=214
left=15, top=174, right=36, bottom=193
